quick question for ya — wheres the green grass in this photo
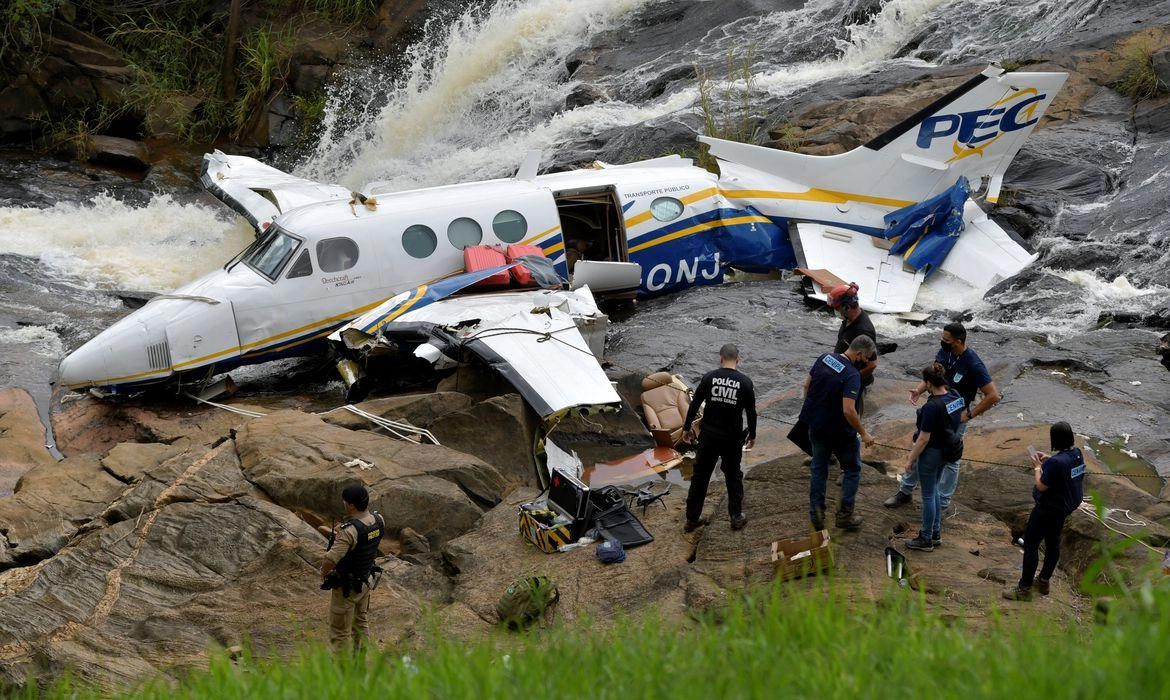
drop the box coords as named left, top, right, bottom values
left=16, top=0, right=381, bottom=148
left=15, top=574, right=1170, bottom=699
left=1115, top=42, right=1166, bottom=100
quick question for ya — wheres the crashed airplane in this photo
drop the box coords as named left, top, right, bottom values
left=58, top=66, right=1067, bottom=415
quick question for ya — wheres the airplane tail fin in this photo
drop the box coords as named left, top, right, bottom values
left=701, top=66, right=1067, bottom=206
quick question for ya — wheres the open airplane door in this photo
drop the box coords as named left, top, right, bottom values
left=793, top=222, right=923, bottom=314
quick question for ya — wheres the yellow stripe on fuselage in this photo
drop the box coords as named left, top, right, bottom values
left=628, top=214, right=770, bottom=254
left=365, top=284, right=429, bottom=335
left=521, top=224, right=562, bottom=255
left=624, top=187, right=719, bottom=229
left=720, top=187, right=913, bottom=209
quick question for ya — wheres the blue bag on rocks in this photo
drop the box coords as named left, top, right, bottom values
left=596, top=538, right=626, bottom=564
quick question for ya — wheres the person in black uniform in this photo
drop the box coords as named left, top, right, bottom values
left=829, top=282, right=877, bottom=417
left=1003, top=421, right=1086, bottom=601
left=798, top=335, right=877, bottom=530
left=681, top=343, right=757, bottom=533
left=321, top=484, right=385, bottom=652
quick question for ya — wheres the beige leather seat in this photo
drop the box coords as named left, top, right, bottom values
left=640, top=372, right=696, bottom=446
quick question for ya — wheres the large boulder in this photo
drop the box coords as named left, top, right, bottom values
left=320, top=391, right=474, bottom=432
left=0, top=436, right=448, bottom=689
left=235, top=410, right=510, bottom=542
left=427, top=394, right=543, bottom=489
left=0, top=455, right=126, bottom=569
left=50, top=396, right=253, bottom=458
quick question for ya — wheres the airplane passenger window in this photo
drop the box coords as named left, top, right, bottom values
left=317, top=237, right=359, bottom=272
left=286, top=249, right=313, bottom=278
left=244, top=226, right=301, bottom=280
left=492, top=210, right=527, bottom=243
left=402, top=224, right=438, bottom=258
left=650, top=196, right=684, bottom=222
left=447, top=217, right=483, bottom=249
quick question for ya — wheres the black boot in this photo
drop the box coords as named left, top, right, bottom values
left=834, top=505, right=862, bottom=530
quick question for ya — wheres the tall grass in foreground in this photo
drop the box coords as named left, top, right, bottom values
left=18, top=579, right=1170, bottom=699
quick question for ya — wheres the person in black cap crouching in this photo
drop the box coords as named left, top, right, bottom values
left=321, top=484, right=384, bottom=652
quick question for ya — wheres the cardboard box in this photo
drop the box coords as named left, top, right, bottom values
left=770, top=530, right=833, bottom=581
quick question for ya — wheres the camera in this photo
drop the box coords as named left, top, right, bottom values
left=320, top=573, right=340, bottom=591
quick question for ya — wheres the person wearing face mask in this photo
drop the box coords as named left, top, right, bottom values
left=885, top=322, right=1000, bottom=511
left=798, top=334, right=878, bottom=531
left=828, top=283, right=877, bottom=417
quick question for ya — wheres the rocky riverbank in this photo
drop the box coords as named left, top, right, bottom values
left=0, top=352, right=1167, bottom=690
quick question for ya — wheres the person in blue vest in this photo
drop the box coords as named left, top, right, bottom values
left=321, top=484, right=385, bottom=652
left=885, top=322, right=1000, bottom=510
left=901, top=362, right=964, bottom=552
left=799, top=335, right=878, bottom=531
left=681, top=343, right=757, bottom=533
left=1004, top=421, right=1086, bottom=601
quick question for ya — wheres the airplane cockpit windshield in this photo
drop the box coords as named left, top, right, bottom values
left=238, top=226, right=302, bottom=281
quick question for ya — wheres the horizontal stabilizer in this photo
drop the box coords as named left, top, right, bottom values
left=702, top=66, right=1068, bottom=206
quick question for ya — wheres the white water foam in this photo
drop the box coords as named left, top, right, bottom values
left=0, top=326, right=65, bottom=358
left=303, top=0, right=653, bottom=190
left=0, top=193, right=254, bottom=292
left=968, top=266, right=1168, bottom=341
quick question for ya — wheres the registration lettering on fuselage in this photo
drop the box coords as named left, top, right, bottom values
left=643, top=253, right=722, bottom=292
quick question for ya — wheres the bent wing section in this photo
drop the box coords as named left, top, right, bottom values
left=201, top=151, right=352, bottom=232
left=460, top=297, right=619, bottom=418
left=332, top=273, right=620, bottom=418
left=794, top=223, right=923, bottom=314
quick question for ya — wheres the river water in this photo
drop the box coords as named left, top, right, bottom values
left=0, top=0, right=1167, bottom=480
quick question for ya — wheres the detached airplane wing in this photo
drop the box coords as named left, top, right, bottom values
left=200, top=150, right=352, bottom=232
left=332, top=268, right=619, bottom=419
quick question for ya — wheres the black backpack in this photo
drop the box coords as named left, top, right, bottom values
left=495, top=575, right=560, bottom=630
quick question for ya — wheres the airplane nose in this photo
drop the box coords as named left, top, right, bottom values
left=57, top=316, right=171, bottom=392
left=58, top=342, right=107, bottom=389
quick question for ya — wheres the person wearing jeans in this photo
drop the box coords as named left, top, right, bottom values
left=799, top=335, right=878, bottom=530
left=886, top=322, right=999, bottom=510
left=901, top=363, right=964, bottom=552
